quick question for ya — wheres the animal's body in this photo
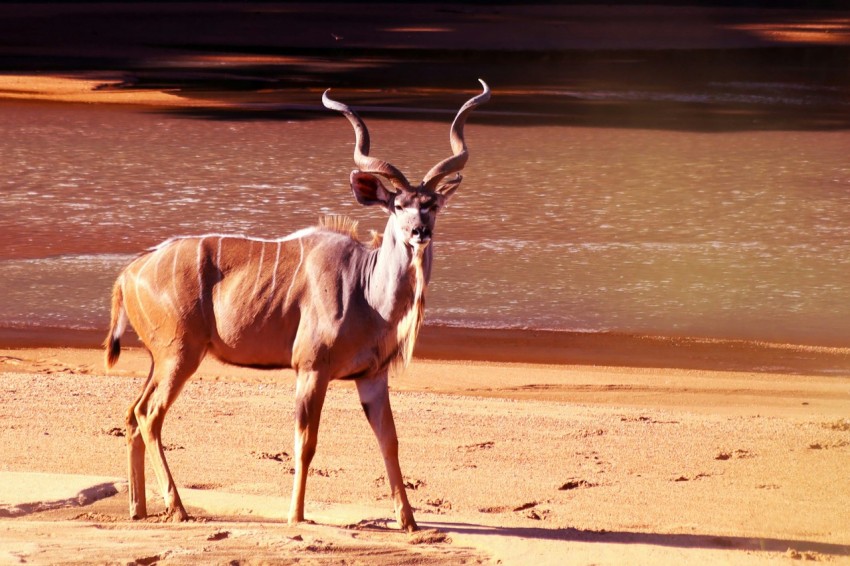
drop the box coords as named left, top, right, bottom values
left=105, top=81, right=490, bottom=531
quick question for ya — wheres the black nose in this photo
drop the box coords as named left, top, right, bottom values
left=412, top=226, right=431, bottom=239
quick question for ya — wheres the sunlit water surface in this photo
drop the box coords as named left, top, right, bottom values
left=1, top=102, right=848, bottom=346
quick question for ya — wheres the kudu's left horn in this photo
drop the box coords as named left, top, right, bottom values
left=421, top=79, right=491, bottom=192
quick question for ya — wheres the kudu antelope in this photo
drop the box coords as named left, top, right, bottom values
left=105, top=80, right=490, bottom=531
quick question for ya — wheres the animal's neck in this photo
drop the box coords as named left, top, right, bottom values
left=366, top=220, right=432, bottom=324
left=362, top=220, right=431, bottom=375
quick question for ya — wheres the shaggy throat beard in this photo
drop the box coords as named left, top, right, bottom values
left=408, top=237, right=431, bottom=254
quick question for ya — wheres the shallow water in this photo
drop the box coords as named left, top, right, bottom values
left=1, top=100, right=849, bottom=346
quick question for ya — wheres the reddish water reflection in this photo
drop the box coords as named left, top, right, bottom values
left=1, top=102, right=848, bottom=345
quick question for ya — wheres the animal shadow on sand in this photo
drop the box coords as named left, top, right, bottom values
left=423, top=521, right=850, bottom=559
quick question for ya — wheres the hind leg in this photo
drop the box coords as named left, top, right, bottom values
left=133, top=348, right=203, bottom=521
left=288, top=369, right=329, bottom=525
left=126, top=356, right=154, bottom=519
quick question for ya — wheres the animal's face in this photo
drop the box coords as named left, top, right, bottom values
left=388, top=189, right=442, bottom=248
left=327, top=80, right=488, bottom=253
left=349, top=171, right=458, bottom=250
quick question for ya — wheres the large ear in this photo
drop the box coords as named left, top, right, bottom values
left=350, top=170, right=394, bottom=209
left=436, top=173, right=462, bottom=202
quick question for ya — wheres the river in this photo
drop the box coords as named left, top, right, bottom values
left=1, top=95, right=849, bottom=346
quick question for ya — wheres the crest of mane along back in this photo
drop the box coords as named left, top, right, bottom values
left=317, top=215, right=361, bottom=240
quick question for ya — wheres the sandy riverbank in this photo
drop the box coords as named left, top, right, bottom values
left=1, top=344, right=849, bottom=564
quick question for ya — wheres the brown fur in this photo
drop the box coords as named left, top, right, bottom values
left=369, top=230, right=384, bottom=249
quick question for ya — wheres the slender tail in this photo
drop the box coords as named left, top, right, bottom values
left=104, top=277, right=128, bottom=369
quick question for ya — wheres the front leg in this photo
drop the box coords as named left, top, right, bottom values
left=288, top=370, right=329, bottom=525
left=356, top=372, right=418, bottom=532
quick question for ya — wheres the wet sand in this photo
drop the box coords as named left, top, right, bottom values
left=3, top=324, right=850, bottom=376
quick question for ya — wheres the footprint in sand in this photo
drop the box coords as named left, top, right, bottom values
left=72, top=512, right=119, bottom=523
left=31, top=358, right=92, bottom=375
left=715, top=449, right=755, bottom=460
left=206, top=530, right=230, bottom=541
left=251, top=450, right=289, bottom=462
left=311, top=468, right=342, bottom=478
left=409, top=529, right=451, bottom=544
left=286, top=467, right=342, bottom=477
left=823, top=419, right=850, bottom=432
left=558, top=479, right=596, bottom=491
left=786, top=549, right=824, bottom=561
left=672, top=472, right=711, bottom=482
left=134, top=553, right=171, bottom=565
left=186, top=483, right=222, bottom=490
left=525, top=508, right=550, bottom=520
left=478, top=507, right=504, bottom=514
left=479, top=501, right=550, bottom=520
left=101, top=427, right=125, bottom=437
left=512, top=502, right=551, bottom=520
left=426, top=498, right=452, bottom=513
left=457, top=441, right=494, bottom=452
left=808, top=440, right=849, bottom=450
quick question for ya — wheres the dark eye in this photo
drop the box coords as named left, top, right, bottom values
left=395, top=203, right=404, bottom=211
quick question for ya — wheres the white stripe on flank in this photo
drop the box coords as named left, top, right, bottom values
left=171, top=241, right=181, bottom=312
left=277, top=227, right=318, bottom=242
left=269, top=241, right=282, bottom=297
left=197, top=237, right=207, bottom=323
left=150, top=243, right=176, bottom=313
left=252, top=242, right=266, bottom=297
left=136, top=244, right=157, bottom=280
left=215, top=236, right=224, bottom=305
left=150, top=228, right=318, bottom=252
left=132, top=254, right=157, bottom=330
